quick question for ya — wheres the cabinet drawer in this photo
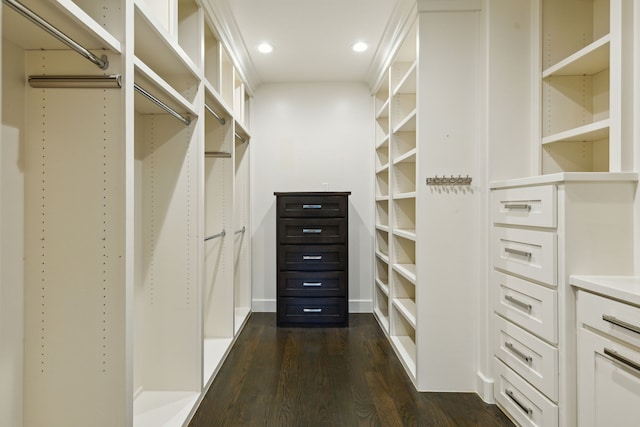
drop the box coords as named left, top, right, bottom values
left=277, top=195, right=347, bottom=218
left=278, top=271, right=346, bottom=297
left=493, top=227, right=557, bottom=286
left=277, top=297, right=347, bottom=326
left=493, top=271, right=557, bottom=343
left=278, top=218, right=346, bottom=244
left=494, top=358, right=558, bottom=427
left=577, top=290, right=640, bottom=349
left=491, top=185, right=556, bottom=228
left=278, top=245, right=346, bottom=271
left=494, top=315, right=558, bottom=402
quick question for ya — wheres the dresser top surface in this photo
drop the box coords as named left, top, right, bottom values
left=274, top=192, right=351, bottom=196
left=571, top=275, right=640, bottom=306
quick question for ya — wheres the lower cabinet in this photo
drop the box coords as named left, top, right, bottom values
left=274, top=192, right=350, bottom=326
left=575, top=284, right=640, bottom=427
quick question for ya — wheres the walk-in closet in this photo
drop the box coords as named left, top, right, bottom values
left=2, top=0, right=640, bottom=426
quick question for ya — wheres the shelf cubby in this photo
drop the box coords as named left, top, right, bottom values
left=221, top=49, right=234, bottom=109
left=393, top=197, right=415, bottom=234
left=374, top=287, right=390, bottom=332
left=392, top=61, right=417, bottom=95
left=392, top=235, right=415, bottom=271
left=375, top=254, right=390, bottom=287
left=376, top=169, right=390, bottom=198
left=392, top=161, right=416, bottom=195
left=204, top=24, right=221, bottom=94
left=178, top=0, right=203, bottom=69
left=375, top=229, right=390, bottom=258
left=391, top=94, right=416, bottom=129
left=376, top=199, right=389, bottom=228
left=392, top=109, right=416, bottom=134
left=390, top=309, right=417, bottom=377
left=375, top=70, right=390, bottom=111
left=376, top=138, right=390, bottom=170
left=392, top=130, right=416, bottom=161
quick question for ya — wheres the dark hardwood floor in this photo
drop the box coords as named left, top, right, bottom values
left=189, top=313, right=514, bottom=427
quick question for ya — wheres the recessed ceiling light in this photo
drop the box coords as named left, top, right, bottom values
left=258, top=43, right=273, bottom=53
left=352, top=42, right=368, bottom=52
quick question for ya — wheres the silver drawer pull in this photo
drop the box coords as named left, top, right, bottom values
left=303, top=255, right=322, bottom=260
left=604, top=348, right=640, bottom=372
left=303, top=308, right=322, bottom=313
left=303, top=204, right=322, bottom=209
left=505, top=295, right=532, bottom=312
left=602, top=315, right=640, bottom=335
left=504, top=247, right=532, bottom=259
left=303, top=282, right=322, bottom=287
left=303, top=228, right=322, bottom=234
left=504, top=203, right=531, bottom=211
left=505, top=342, right=533, bottom=364
left=505, top=389, right=533, bottom=416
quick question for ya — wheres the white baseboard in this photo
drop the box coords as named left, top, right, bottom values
left=476, top=371, right=494, bottom=404
left=251, top=299, right=373, bottom=313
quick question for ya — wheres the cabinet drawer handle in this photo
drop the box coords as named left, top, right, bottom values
left=303, top=255, right=322, bottom=260
left=505, top=389, right=533, bottom=416
left=604, top=348, right=640, bottom=372
left=602, top=315, right=640, bottom=335
left=505, top=295, right=532, bottom=312
left=505, top=342, right=533, bottom=364
left=504, top=203, right=531, bottom=211
left=504, top=247, right=532, bottom=259
left=302, top=282, right=322, bottom=287
left=303, top=228, right=322, bottom=234
left=303, top=308, right=322, bottom=313
left=303, top=204, right=322, bottom=209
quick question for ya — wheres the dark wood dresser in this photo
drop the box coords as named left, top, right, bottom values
left=274, top=192, right=350, bottom=327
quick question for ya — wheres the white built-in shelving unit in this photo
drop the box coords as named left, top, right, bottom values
left=1, top=0, right=252, bottom=425
left=540, top=0, right=634, bottom=174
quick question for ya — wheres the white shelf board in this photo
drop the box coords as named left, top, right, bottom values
left=375, top=251, right=390, bottom=264
left=133, top=391, right=200, bottom=427
left=376, top=278, right=390, bottom=296
left=392, top=192, right=416, bottom=200
left=234, top=307, right=251, bottom=335
left=393, top=148, right=417, bottom=165
left=134, top=58, right=197, bottom=117
left=543, top=35, right=610, bottom=77
left=393, top=298, right=417, bottom=328
left=375, top=224, right=390, bottom=233
left=203, top=337, right=233, bottom=386
left=542, top=119, right=610, bottom=145
left=374, top=308, right=390, bottom=333
left=376, top=195, right=390, bottom=202
left=376, top=164, right=390, bottom=174
left=393, top=263, right=417, bottom=284
left=376, top=98, right=390, bottom=119
left=393, top=61, right=417, bottom=95
left=390, top=335, right=417, bottom=378
left=393, top=229, right=416, bottom=241
left=393, top=110, right=417, bottom=133
left=376, top=134, right=390, bottom=149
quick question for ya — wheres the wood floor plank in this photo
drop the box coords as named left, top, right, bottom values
left=189, top=313, right=514, bottom=427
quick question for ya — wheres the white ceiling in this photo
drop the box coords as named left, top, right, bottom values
left=206, top=0, right=416, bottom=91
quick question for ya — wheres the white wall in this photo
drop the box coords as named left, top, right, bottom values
left=250, top=82, right=374, bottom=312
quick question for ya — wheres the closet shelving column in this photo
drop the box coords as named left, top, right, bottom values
left=540, top=0, right=634, bottom=173
left=374, top=69, right=391, bottom=332
left=131, top=0, right=203, bottom=424
left=388, top=29, right=418, bottom=380
left=2, top=0, right=125, bottom=426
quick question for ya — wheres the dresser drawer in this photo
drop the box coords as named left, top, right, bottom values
left=494, top=315, right=558, bottom=401
left=491, top=185, right=556, bottom=228
left=577, top=290, right=640, bottom=349
left=278, top=245, right=346, bottom=271
left=493, top=227, right=557, bottom=286
left=278, top=271, right=346, bottom=297
left=277, top=297, right=347, bottom=326
left=277, top=195, right=347, bottom=218
left=278, top=218, right=346, bottom=244
left=494, top=358, right=558, bottom=427
left=493, top=271, right=557, bottom=343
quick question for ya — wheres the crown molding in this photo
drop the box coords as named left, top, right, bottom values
left=201, top=0, right=259, bottom=94
left=365, top=0, right=417, bottom=92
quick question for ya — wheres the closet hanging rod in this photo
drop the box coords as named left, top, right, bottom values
left=4, top=0, right=109, bottom=70
left=204, top=230, right=225, bottom=242
left=28, top=74, right=122, bottom=88
left=134, top=83, right=191, bottom=126
left=234, top=226, right=246, bottom=235
left=204, top=104, right=226, bottom=125
left=205, top=151, right=232, bottom=158
left=235, top=133, right=247, bottom=144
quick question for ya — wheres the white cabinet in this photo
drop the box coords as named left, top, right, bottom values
left=491, top=174, right=636, bottom=426
left=1, top=0, right=252, bottom=425
left=572, top=278, right=640, bottom=427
